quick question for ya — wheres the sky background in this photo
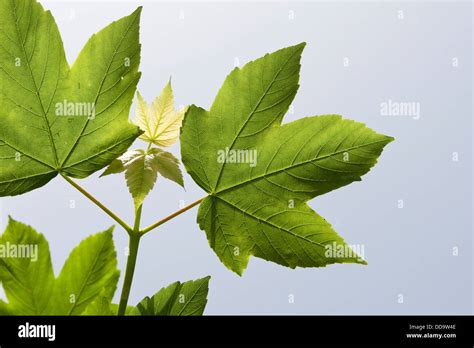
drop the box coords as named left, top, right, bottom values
left=0, top=0, right=472, bottom=314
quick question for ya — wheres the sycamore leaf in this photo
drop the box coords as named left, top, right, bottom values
left=0, top=299, right=11, bottom=315
left=0, top=219, right=211, bottom=316
left=0, top=217, right=54, bottom=314
left=0, top=218, right=120, bottom=315
left=130, top=276, right=210, bottom=316
left=180, top=43, right=394, bottom=275
left=82, top=290, right=115, bottom=316
left=100, top=158, right=126, bottom=177
left=134, top=81, right=187, bottom=147
left=49, top=228, right=120, bottom=315
left=150, top=148, right=185, bottom=187
left=101, top=148, right=184, bottom=209
left=0, top=0, right=143, bottom=197
left=85, top=277, right=211, bottom=316
left=123, top=149, right=158, bottom=209
left=109, top=303, right=135, bottom=315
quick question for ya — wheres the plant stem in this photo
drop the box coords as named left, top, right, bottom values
left=140, top=197, right=205, bottom=235
left=62, top=174, right=132, bottom=233
left=146, top=141, right=153, bottom=152
left=117, top=204, right=143, bottom=315
left=63, top=173, right=204, bottom=313
left=133, top=204, right=143, bottom=231
left=117, top=233, right=141, bottom=315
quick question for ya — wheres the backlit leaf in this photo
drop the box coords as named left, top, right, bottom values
left=0, top=217, right=54, bottom=314
left=0, top=0, right=142, bottom=196
left=180, top=43, right=394, bottom=275
left=50, top=228, right=119, bottom=315
left=130, top=276, right=210, bottom=316
left=134, top=81, right=187, bottom=147
left=101, top=148, right=184, bottom=209
left=0, top=219, right=119, bottom=315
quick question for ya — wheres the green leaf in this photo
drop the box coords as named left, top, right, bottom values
left=134, top=81, right=187, bottom=147
left=0, top=220, right=211, bottom=316
left=130, top=276, right=210, bottom=316
left=0, top=217, right=54, bottom=314
left=0, top=299, right=11, bottom=315
left=81, top=267, right=121, bottom=315
left=149, top=148, right=184, bottom=187
left=99, top=158, right=126, bottom=177
left=109, top=303, right=135, bottom=315
left=49, top=228, right=119, bottom=315
left=101, top=148, right=184, bottom=209
left=82, top=292, right=115, bottom=316
left=123, top=149, right=157, bottom=208
left=0, top=0, right=142, bottom=196
left=82, top=294, right=136, bottom=316
left=0, top=219, right=119, bottom=315
left=180, top=43, right=394, bottom=275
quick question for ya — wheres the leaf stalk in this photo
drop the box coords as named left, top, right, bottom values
left=140, top=197, right=205, bottom=235
left=62, top=175, right=132, bottom=233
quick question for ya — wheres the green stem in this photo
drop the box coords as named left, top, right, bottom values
left=140, top=197, right=205, bottom=235
left=63, top=172, right=203, bottom=314
left=133, top=204, right=143, bottom=231
left=62, top=174, right=132, bottom=233
left=117, top=234, right=141, bottom=315
left=117, top=204, right=143, bottom=315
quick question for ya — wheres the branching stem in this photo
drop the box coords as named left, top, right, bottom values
left=117, top=204, right=143, bottom=315
left=62, top=175, right=132, bottom=233
left=62, top=174, right=205, bottom=315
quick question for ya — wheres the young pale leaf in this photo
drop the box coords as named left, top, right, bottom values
left=0, top=217, right=54, bottom=315
left=100, top=159, right=126, bottom=177
left=48, top=228, right=120, bottom=315
left=130, top=276, right=210, bottom=316
left=134, top=82, right=187, bottom=147
left=101, top=148, right=184, bottom=209
left=180, top=43, right=394, bottom=275
left=149, top=148, right=184, bottom=187
left=0, top=0, right=142, bottom=196
left=123, top=149, right=159, bottom=208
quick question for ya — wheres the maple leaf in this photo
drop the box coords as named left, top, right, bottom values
left=180, top=43, right=394, bottom=275
left=0, top=0, right=142, bottom=196
left=134, top=81, right=187, bottom=147
left=0, top=218, right=211, bottom=316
